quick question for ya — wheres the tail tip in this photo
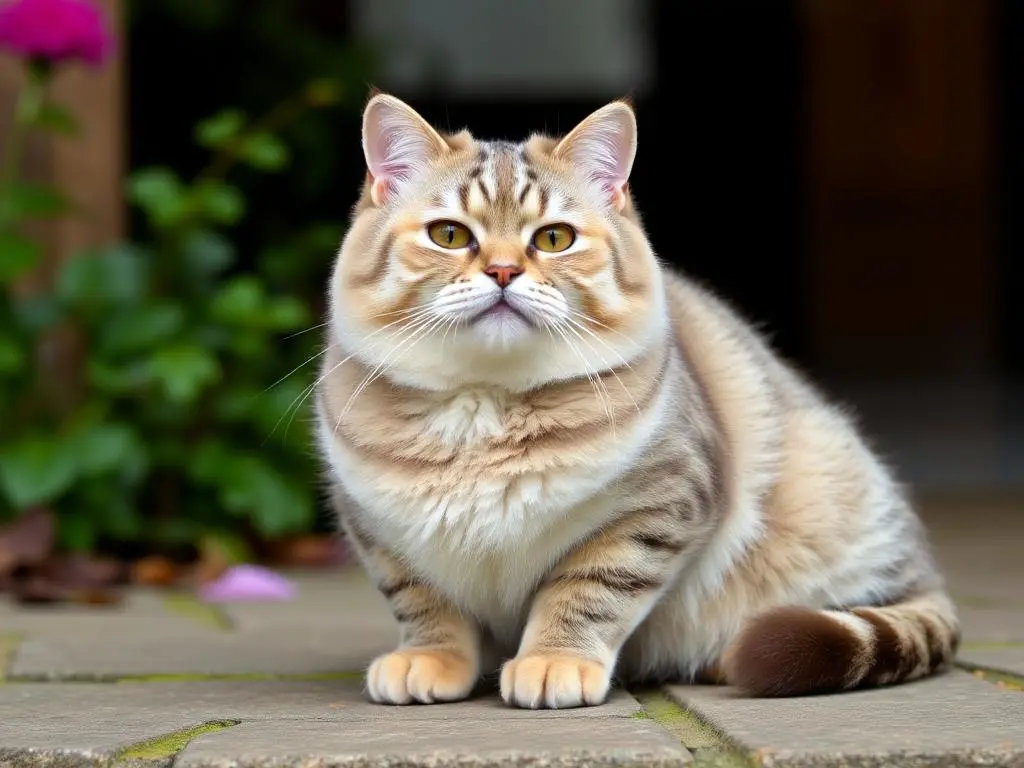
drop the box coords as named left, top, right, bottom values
left=723, top=606, right=866, bottom=697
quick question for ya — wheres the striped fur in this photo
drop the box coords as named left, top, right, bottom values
left=315, top=94, right=959, bottom=708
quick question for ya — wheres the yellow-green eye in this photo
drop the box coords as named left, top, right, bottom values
left=427, top=220, right=473, bottom=249
left=533, top=223, right=575, bottom=253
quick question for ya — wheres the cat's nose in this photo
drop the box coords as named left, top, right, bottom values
left=483, top=264, right=524, bottom=288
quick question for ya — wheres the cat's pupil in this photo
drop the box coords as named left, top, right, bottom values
left=548, top=229, right=557, bottom=247
left=446, top=226, right=454, bottom=244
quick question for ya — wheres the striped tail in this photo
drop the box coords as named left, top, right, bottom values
left=722, top=591, right=960, bottom=697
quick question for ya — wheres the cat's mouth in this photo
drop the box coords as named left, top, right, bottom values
left=472, top=298, right=533, bottom=325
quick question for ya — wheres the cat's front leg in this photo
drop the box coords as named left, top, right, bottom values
left=343, top=519, right=481, bottom=705
left=501, top=510, right=689, bottom=709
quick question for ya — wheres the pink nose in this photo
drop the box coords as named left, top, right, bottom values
left=484, top=264, right=524, bottom=287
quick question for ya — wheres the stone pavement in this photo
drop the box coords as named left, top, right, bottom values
left=1, top=497, right=1022, bottom=768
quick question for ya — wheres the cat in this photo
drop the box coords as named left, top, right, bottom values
left=315, top=92, right=959, bottom=709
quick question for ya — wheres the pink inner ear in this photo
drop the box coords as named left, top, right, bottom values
left=556, top=107, right=636, bottom=208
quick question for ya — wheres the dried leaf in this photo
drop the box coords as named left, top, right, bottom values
left=0, top=507, right=55, bottom=576
left=69, top=588, right=123, bottom=606
left=268, top=535, right=349, bottom=568
left=10, top=572, right=64, bottom=604
left=131, top=556, right=180, bottom=587
left=46, top=553, right=125, bottom=588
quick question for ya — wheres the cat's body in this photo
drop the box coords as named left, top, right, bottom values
left=316, top=94, right=958, bottom=708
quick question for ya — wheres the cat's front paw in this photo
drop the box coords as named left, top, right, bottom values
left=367, top=648, right=477, bottom=704
left=500, top=652, right=610, bottom=709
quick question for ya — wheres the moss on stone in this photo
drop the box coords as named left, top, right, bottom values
left=632, top=689, right=759, bottom=767
left=162, top=594, right=232, bottom=630
left=961, top=640, right=1024, bottom=650
left=0, top=634, right=21, bottom=682
left=963, top=665, right=1024, bottom=692
left=113, top=720, right=239, bottom=764
left=633, top=690, right=728, bottom=750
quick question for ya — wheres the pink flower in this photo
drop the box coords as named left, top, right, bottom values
left=0, top=0, right=113, bottom=67
left=197, top=565, right=297, bottom=603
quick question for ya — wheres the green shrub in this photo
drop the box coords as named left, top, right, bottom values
left=0, top=69, right=345, bottom=556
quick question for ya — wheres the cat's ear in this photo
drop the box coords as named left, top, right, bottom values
left=553, top=101, right=637, bottom=211
left=362, top=93, right=448, bottom=206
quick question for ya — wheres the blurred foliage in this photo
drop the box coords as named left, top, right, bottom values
left=0, top=4, right=374, bottom=557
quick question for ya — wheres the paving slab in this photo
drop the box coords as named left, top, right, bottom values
left=9, top=626, right=391, bottom=680
left=0, top=681, right=646, bottom=722
left=176, top=718, right=692, bottom=768
left=0, top=682, right=686, bottom=768
left=218, top=568, right=395, bottom=633
left=0, top=590, right=222, bottom=638
left=664, top=670, right=1024, bottom=768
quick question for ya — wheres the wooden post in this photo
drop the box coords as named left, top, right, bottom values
left=0, top=0, right=124, bottom=291
left=0, top=0, right=123, bottom=413
left=801, top=0, right=994, bottom=376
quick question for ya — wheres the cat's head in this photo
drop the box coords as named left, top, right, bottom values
left=329, top=93, right=666, bottom=391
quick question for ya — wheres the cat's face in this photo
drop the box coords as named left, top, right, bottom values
left=329, top=94, right=666, bottom=391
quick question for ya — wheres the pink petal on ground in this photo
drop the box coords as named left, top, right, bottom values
left=197, top=564, right=296, bottom=603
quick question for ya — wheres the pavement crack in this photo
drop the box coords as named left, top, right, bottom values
left=959, top=662, right=1024, bottom=692
left=631, top=689, right=759, bottom=767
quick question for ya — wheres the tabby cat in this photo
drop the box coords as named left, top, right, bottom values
left=315, top=93, right=959, bottom=709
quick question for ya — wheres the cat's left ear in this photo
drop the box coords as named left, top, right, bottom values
left=553, top=101, right=637, bottom=211
left=362, top=93, right=449, bottom=206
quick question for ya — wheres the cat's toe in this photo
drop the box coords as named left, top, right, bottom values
left=367, top=649, right=476, bottom=704
left=500, top=653, right=610, bottom=709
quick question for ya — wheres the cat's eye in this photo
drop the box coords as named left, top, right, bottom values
left=532, top=223, right=576, bottom=253
left=427, top=220, right=473, bottom=249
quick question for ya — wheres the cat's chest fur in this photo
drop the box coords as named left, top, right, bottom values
left=320, top=382, right=667, bottom=631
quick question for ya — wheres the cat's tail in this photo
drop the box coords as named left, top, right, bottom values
left=721, top=591, right=960, bottom=697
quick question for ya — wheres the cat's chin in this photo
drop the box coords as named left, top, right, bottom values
left=468, top=304, right=536, bottom=349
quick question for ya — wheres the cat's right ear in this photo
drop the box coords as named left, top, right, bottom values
left=362, top=94, right=448, bottom=206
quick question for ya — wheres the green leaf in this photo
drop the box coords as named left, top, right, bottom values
left=239, top=133, right=289, bottom=171
left=56, top=245, right=148, bottom=310
left=195, top=109, right=246, bottom=148
left=219, top=455, right=313, bottom=536
left=128, top=168, right=189, bottom=228
left=304, top=78, right=341, bottom=107
left=97, top=302, right=185, bottom=355
left=11, top=294, right=62, bottom=333
left=265, top=296, right=309, bottom=330
left=252, top=376, right=310, bottom=440
left=98, top=494, right=143, bottom=540
left=58, top=514, right=96, bottom=552
left=87, top=358, right=151, bottom=394
left=187, top=440, right=232, bottom=484
left=199, top=531, right=253, bottom=566
left=0, top=435, right=79, bottom=508
left=209, top=275, right=264, bottom=325
left=149, top=344, right=221, bottom=404
left=193, top=181, right=244, bottom=225
left=0, top=333, right=26, bottom=375
left=35, top=103, right=78, bottom=135
left=9, top=183, right=69, bottom=218
left=181, top=229, right=235, bottom=279
left=0, top=231, right=41, bottom=282
left=73, top=422, right=144, bottom=479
